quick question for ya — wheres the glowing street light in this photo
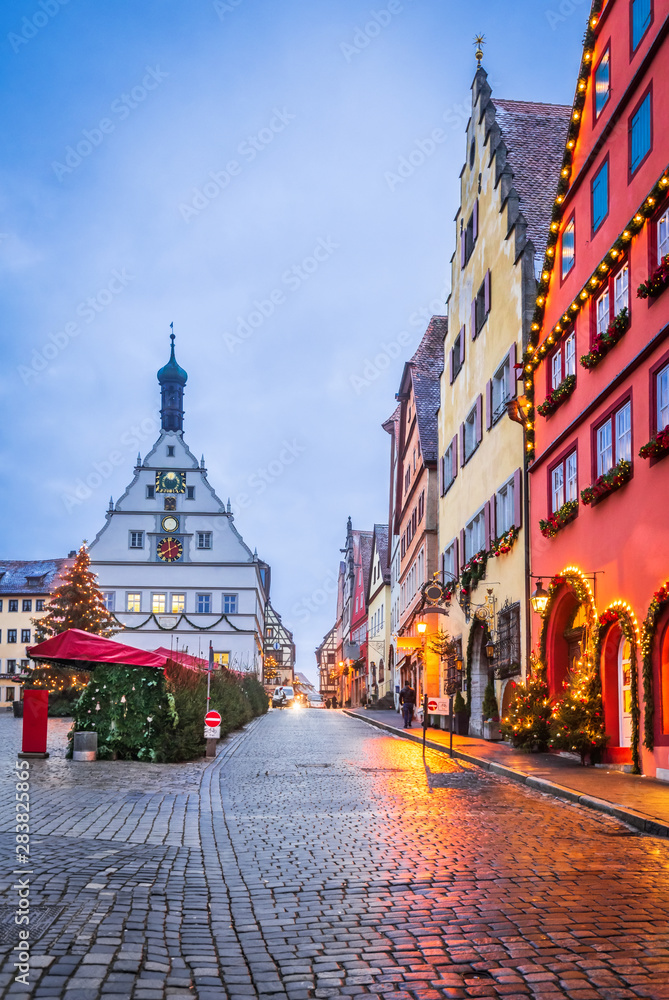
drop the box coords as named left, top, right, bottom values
left=531, top=579, right=550, bottom=615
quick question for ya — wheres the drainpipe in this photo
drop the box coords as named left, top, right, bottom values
left=524, top=454, right=532, bottom=676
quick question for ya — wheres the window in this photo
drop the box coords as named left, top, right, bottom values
left=186, top=486, right=195, bottom=500
left=629, top=89, right=652, bottom=176
left=443, top=541, right=457, bottom=584
left=167, top=445, right=175, bottom=456
left=562, top=218, right=575, bottom=278
left=614, top=265, right=629, bottom=315
left=7, top=660, right=16, bottom=674
left=450, top=328, right=464, bottom=381
left=129, top=531, right=144, bottom=549
left=565, top=332, right=576, bottom=377
left=20, top=660, right=28, bottom=670
left=126, top=593, right=141, bottom=612
left=197, top=593, right=212, bottom=613
left=197, top=532, right=212, bottom=550
left=465, top=509, right=486, bottom=562
left=464, top=404, right=477, bottom=461
left=597, top=400, right=632, bottom=476
left=35, top=599, right=44, bottom=612
left=213, top=652, right=230, bottom=668
left=462, top=201, right=478, bottom=266
left=496, top=478, right=516, bottom=535
left=592, top=159, right=608, bottom=232
left=5, top=688, right=15, bottom=703
left=551, top=450, right=578, bottom=512
left=551, top=349, right=562, bottom=390
left=21, top=629, right=30, bottom=643
left=404, top=467, right=410, bottom=493
left=658, top=209, right=669, bottom=261
left=152, top=593, right=166, bottom=614
left=473, top=271, right=491, bottom=335
left=594, top=47, right=610, bottom=118
left=496, top=603, right=521, bottom=678
left=657, top=363, right=669, bottom=431
left=102, top=592, right=115, bottom=612
left=491, top=356, right=510, bottom=421
left=171, top=593, right=185, bottom=613
left=146, top=485, right=155, bottom=499
left=631, top=0, right=652, bottom=52
left=7, top=630, right=17, bottom=643
left=417, top=491, right=425, bottom=523
left=8, top=600, right=18, bottom=613
left=442, top=437, right=457, bottom=493
left=22, top=600, right=32, bottom=612
left=596, top=288, right=610, bottom=335
left=0, top=600, right=3, bottom=611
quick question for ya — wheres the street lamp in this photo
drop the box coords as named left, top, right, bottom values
left=530, top=579, right=550, bottom=616
left=485, top=636, right=496, bottom=659
left=416, top=620, right=427, bottom=635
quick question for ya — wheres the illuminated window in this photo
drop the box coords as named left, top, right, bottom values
left=152, top=593, right=166, bottom=614
left=171, top=593, right=185, bottom=613
left=631, top=0, right=652, bottom=51
left=614, top=265, right=629, bottom=315
left=596, top=288, right=610, bottom=335
left=594, top=48, right=610, bottom=117
left=562, top=219, right=575, bottom=278
left=213, top=652, right=230, bottom=668
left=592, top=159, right=608, bottom=232
left=126, top=593, right=141, bottom=613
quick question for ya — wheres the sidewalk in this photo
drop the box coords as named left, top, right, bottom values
left=344, top=707, right=669, bottom=838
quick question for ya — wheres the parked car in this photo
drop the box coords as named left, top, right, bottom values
left=272, top=686, right=295, bottom=708
left=308, top=695, right=324, bottom=708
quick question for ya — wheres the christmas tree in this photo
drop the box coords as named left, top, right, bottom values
left=549, top=654, right=608, bottom=765
left=32, top=543, right=117, bottom=641
left=500, top=663, right=552, bottom=751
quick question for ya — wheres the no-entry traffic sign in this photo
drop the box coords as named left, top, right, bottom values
left=205, top=710, right=222, bottom=728
left=427, top=697, right=450, bottom=714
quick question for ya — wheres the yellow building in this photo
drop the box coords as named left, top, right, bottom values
left=0, top=559, right=69, bottom=707
left=365, top=524, right=392, bottom=705
left=437, top=64, right=571, bottom=734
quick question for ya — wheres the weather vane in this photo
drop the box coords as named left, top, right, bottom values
left=474, top=34, right=485, bottom=67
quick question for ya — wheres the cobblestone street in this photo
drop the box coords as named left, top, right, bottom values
left=1, top=709, right=669, bottom=1000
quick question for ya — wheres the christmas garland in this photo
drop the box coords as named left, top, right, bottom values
left=459, top=550, right=488, bottom=592
left=538, top=569, right=597, bottom=669
left=580, top=307, right=629, bottom=370
left=640, top=582, right=669, bottom=751
left=639, top=425, right=669, bottom=460
left=580, top=459, right=631, bottom=506
left=596, top=605, right=641, bottom=773
left=537, top=374, right=576, bottom=418
left=637, top=253, right=669, bottom=299
left=112, top=611, right=252, bottom=633
left=490, top=526, right=519, bottom=557
left=539, top=499, right=578, bottom=538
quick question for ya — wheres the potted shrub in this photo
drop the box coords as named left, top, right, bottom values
left=482, top=680, right=502, bottom=740
left=453, top=690, right=469, bottom=736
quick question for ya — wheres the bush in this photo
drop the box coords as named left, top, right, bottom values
left=482, top=680, right=499, bottom=720
left=453, top=690, right=467, bottom=714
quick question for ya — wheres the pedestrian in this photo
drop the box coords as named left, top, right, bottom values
left=325, top=698, right=331, bottom=709
left=399, top=681, right=416, bottom=729
left=331, top=694, right=338, bottom=709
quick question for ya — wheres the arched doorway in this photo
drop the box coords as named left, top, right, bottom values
left=468, top=625, right=488, bottom=737
left=501, top=679, right=516, bottom=720
left=544, top=589, right=587, bottom=697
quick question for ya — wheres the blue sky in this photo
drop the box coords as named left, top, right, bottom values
left=0, top=0, right=587, bottom=680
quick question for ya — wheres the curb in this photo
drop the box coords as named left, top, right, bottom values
left=344, top=709, right=669, bottom=838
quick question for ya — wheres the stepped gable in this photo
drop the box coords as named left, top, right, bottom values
left=408, top=315, right=446, bottom=463
left=492, top=99, right=572, bottom=256
left=358, top=531, right=374, bottom=599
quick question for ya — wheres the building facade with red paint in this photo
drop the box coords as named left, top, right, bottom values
left=527, top=0, right=669, bottom=777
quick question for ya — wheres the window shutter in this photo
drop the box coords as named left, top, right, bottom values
left=513, top=467, right=523, bottom=528
left=454, top=536, right=459, bottom=578
left=484, top=501, right=491, bottom=552
left=460, top=422, right=466, bottom=463
left=449, top=347, right=454, bottom=384
left=508, top=341, right=518, bottom=399
left=489, top=493, right=497, bottom=545
left=473, top=199, right=479, bottom=241
left=460, top=233, right=466, bottom=269
left=452, top=435, right=458, bottom=479
left=439, top=456, right=444, bottom=495
left=460, top=529, right=466, bottom=565
left=460, top=327, right=466, bottom=366
left=471, top=299, right=477, bottom=339
left=484, top=269, right=491, bottom=315
left=440, top=551, right=445, bottom=581
left=486, top=379, right=493, bottom=430
left=476, top=394, right=483, bottom=444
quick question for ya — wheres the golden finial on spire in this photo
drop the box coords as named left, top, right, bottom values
left=474, top=33, right=485, bottom=67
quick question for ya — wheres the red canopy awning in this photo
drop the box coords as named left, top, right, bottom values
left=155, top=647, right=207, bottom=671
left=27, top=629, right=167, bottom=670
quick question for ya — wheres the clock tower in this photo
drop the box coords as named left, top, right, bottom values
left=157, top=332, right=187, bottom=432
left=88, top=334, right=271, bottom=672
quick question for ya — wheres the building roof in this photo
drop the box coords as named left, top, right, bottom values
left=493, top=99, right=572, bottom=256
left=157, top=332, right=188, bottom=386
left=357, top=530, right=374, bottom=604
left=373, top=524, right=390, bottom=585
left=0, top=559, right=69, bottom=595
left=406, top=315, right=447, bottom=463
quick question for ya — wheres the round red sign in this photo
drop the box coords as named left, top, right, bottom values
left=204, top=711, right=222, bottom=727
left=427, top=700, right=438, bottom=712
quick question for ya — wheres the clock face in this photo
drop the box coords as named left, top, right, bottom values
left=162, top=515, right=179, bottom=532
left=157, top=537, right=183, bottom=562
left=155, top=470, right=186, bottom=494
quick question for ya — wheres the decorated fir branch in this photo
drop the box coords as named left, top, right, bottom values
left=536, top=374, right=576, bottom=418
left=639, top=425, right=669, bottom=460
left=539, top=499, right=578, bottom=539
left=580, top=459, right=632, bottom=506
left=579, top=307, right=629, bottom=370
left=548, top=654, right=608, bottom=765
left=32, top=542, right=118, bottom=642
left=637, top=253, right=669, bottom=299
left=500, top=657, right=552, bottom=751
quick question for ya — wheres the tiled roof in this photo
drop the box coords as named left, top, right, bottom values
left=0, top=559, right=69, bottom=595
left=493, top=99, right=572, bottom=256
left=358, top=531, right=374, bottom=599
left=408, top=316, right=446, bottom=463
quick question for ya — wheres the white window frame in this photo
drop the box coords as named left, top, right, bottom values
left=197, top=532, right=212, bottom=550
left=492, top=357, right=510, bottom=421
left=551, top=350, right=562, bottom=390
left=658, top=208, right=669, bottom=260
left=596, top=287, right=610, bottom=335
left=564, top=332, right=576, bottom=377
left=171, top=593, right=186, bottom=614
left=443, top=541, right=457, bottom=585
left=223, top=593, right=238, bottom=615
left=464, top=508, right=485, bottom=562
left=103, top=592, right=115, bottom=612
left=496, top=477, right=515, bottom=535
left=657, top=362, right=669, bottom=430
left=464, top=405, right=477, bottom=460
left=615, top=401, right=632, bottom=464
left=129, top=531, right=144, bottom=549
left=551, top=463, right=565, bottom=513
left=614, top=265, right=629, bottom=316
left=565, top=451, right=578, bottom=502
left=197, top=593, right=212, bottom=614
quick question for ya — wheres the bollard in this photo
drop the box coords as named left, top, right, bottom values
left=19, top=689, right=49, bottom=759
left=73, top=731, right=97, bottom=762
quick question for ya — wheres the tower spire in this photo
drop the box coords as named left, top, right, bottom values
left=157, top=328, right=188, bottom=432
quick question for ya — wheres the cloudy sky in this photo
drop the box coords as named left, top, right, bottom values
left=0, top=0, right=586, bottom=680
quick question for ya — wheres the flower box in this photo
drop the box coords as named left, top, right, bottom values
left=491, top=526, right=519, bottom=557
left=460, top=550, right=488, bottom=591
left=639, top=425, right=669, bottom=460
left=581, top=459, right=632, bottom=506
left=638, top=254, right=669, bottom=299
left=580, top=307, right=629, bottom=370
left=539, top=499, right=578, bottom=539
left=537, top=374, right=576, bottom=418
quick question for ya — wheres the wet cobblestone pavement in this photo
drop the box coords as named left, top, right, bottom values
left=1, top=710, right=669, bottom=999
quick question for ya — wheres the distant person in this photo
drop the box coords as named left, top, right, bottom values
left=325, top=698, right=331, bottom=709
left=399, top=682, right=416, bottom=729
left=331, top=694, right=338, bottom=709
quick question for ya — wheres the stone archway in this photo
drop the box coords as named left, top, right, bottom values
left=468, top=626, right=488, bottom=737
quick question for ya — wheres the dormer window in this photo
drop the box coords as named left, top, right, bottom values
left=26, top=575, right=46, bottom=588
left=167, top=446, right=175, bottom=456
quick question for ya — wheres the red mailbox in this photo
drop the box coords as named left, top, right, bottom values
left=19, top=689, right=49, bottom=759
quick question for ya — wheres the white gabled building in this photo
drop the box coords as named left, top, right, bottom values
left=89, top=334, right=270, bottom=670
